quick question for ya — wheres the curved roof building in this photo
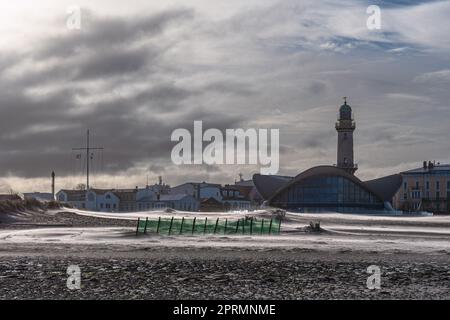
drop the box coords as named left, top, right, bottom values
left=253, top=166, right=402, bottom=213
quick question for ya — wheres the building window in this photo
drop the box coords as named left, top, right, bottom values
left=436, top=192, right=440, bottom=199
left=403, top=193, right=407, bottom=200
left=436, top=181, right=440, bottom=190
left=426, top=181, right=430, bottom=190
left=272, top=175, right=383, bottom=209
left=403, top=182, right=407, bottom=190
left=411, top=191, right=421, bottom=199
left=415, top=181, right=419, bottom=189
left=447, top=181, right=450, bottom=190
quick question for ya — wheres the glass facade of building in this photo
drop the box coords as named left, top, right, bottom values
left=271, top=175, right=384, bottom=213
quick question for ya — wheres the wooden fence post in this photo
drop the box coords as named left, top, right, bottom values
left=268, top=219, right=273, bottom=235
left=278, top=218, right=281, bottom=234
left=180, top=217, right=185, bottom=234
left=144, top=217, right=148, bottom=234
left=235, top=219, right=240, bottom=233
left=136, top=217, right=140, bottom=235
left=192, top=217, right=196, bottom=235
left=156, top=216, right=161, bottom=234
left=261, top=219, right=264, bottom=235
left=250, top=217, right=253, bottom=235
left=242, top=218, right=245, bottom=234
left=168, top=216, right=174, bottom=235
left=203, top=217, right=208, bottom=234
left=224, top=219, right=228, bottom=234
left=213, top=218, right=219, bottom=234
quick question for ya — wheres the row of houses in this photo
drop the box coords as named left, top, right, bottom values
left=55, top=179, right=262, bottom=213
left=9, top=161, right=448, bottom=214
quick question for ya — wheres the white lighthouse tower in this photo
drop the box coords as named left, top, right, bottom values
left=335, top=97, right=357, bottom=175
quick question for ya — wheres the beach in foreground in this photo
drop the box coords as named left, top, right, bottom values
left=0, top=209, right=449, bottom=299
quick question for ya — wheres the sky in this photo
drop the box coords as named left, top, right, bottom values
left=0, top=0, right=449, bottom=193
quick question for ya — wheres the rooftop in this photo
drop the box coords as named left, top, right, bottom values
left=401, top=163, right=450, bottom=175
left=159, top=194, right=192, bottom=201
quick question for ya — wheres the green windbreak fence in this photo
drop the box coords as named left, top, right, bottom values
left=136, top=217, right=281, bottom=236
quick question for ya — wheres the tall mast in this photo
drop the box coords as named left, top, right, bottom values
left=86, top=129, right=90, bottom=189
left=72, top=129, right=104, bottom=190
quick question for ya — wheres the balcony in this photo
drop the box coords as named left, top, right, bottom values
left=336, top=163, right=358, bottom=170
left=335, top=121, right=356, bottom=130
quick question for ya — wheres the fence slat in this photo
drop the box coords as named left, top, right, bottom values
left=168, top=216, right=174, bottom=235
left=144, top=217, right=148, bottom=234
left=136, top=217, right=140, bottom=235
left=156, top=217, right=161, bottom=234
left=180, top=217, right=185, bottom=234
left=203, top=217, right=208, bottom=234
left=192, top=217, right=196, bottom=235
left=214, top=218, right=219, bottom=234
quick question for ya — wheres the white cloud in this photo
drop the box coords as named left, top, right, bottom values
left=414, top=69, right=450, bottom=83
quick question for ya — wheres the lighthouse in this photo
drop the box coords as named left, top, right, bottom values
left=335, top=97, right=357, bottom=174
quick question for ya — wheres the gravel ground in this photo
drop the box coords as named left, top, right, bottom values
left=1, top=210, right=449, bottom=300
left=0, top=253, right=449, bottom=300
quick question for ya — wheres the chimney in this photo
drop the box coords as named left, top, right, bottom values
left=158, top=176, right=162, bottom=185
left=51, top=171, right=55, bottom=199
left=157, top=193, right=160, bottom=201
left=423, top=161, right=427, bottom=169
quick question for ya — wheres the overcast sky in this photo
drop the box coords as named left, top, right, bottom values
left=1, top=0, right=449, bottom=193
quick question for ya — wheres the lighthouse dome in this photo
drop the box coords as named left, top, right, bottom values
left=339, top=101, right=352, bottom=120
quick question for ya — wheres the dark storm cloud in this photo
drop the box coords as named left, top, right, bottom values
left=34, top=8, right=195, bottom=59
left=74, top=47, right=152, bottom=80
left=2, top=0, right=450, bottom=190
left=1, top=9, right=194, bottom=88
left=0, top=70, right=243, bottom=177
left=307, top=81, right=327, bottom=95
left=0, top=94, right=241, bottom=178
left=204, top=81, right=255, bottom=96
left=0, top=6, right=249, bottom=178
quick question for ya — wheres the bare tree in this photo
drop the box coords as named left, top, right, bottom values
left=75, top=183, right=86, bottom=190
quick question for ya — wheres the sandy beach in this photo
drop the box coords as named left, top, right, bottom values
left=0, top=209, right=449, bottom=299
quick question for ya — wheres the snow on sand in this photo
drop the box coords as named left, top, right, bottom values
left=1, top=208, right=449, bottom=255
